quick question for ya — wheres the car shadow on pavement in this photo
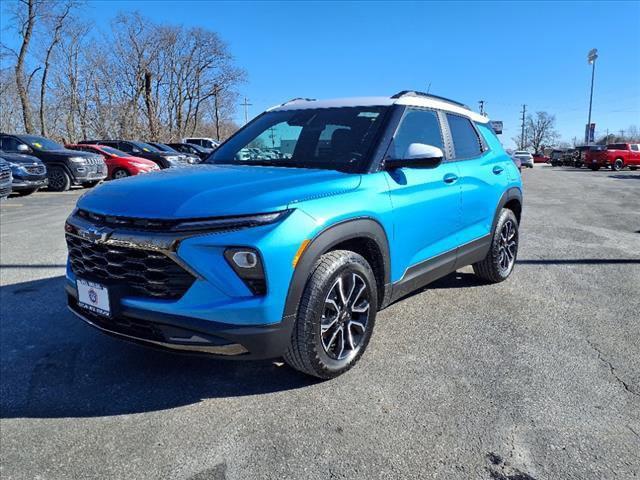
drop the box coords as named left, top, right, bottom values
left=0, top=276, right=318, bottom=419
left=608, top=174, right=640, bottom=180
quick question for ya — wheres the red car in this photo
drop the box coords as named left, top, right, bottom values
left=585, top=143, right=640, bottom=171
left=532, top=153, right=550, bottom=163
left=66, top=144, right=159, bottom=179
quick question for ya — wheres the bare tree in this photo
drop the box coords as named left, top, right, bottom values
left=39, top=1, right=77, bottom=136
left=12, top=0, right=39, bottom=133
left=525, top=111, right=559, bottom=153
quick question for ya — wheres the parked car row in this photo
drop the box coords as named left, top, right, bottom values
left=535, top=143, right=640, bottom=172
left=0, top=133, right=220, bottom=197
left=584, top=143, right=640, bottom=171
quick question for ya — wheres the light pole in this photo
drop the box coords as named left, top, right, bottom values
left=586, top=48, right=598, bottom=144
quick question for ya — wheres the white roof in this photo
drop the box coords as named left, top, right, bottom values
left=268, top=94, right=489, bottom=123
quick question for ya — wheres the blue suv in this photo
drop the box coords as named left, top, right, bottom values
left=65, top=91, right=522, bottom=378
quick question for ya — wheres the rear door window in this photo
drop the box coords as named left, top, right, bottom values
left=446, top=114, right=482, bottom=159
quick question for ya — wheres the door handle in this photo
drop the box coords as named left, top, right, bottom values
left=443, top=173, right=458, bottom=184
left=492, top=165, right=504, bottom=175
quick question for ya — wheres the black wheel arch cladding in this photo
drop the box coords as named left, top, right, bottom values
left=282, top=217, right=392, bottom=320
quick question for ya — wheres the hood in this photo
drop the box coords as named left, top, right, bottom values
left=78, top=164, right=361, bottom=218
left=0, top=151, right=43, bottom=165
left=123, top=155, right=157, bottom=166
left=42, top=149, right=99, bottom=160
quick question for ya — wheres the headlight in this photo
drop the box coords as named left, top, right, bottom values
left=170, top=210, right=290, bottom=232
left=69, top=156, right=87, bottom=163
left=165, top=155, right=180, bottom=162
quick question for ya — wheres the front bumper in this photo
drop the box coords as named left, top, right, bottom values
left=12, top=175, right=48, bottom=190
left=66, top=285, right=294, bottom=359
left=64, top=208, right=318, bottom=359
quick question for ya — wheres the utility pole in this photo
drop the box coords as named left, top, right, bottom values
left=520, top=104, right=527, bottom=150
left=620, top=129, right=625, bottom=139
left=586, top=48, right=598, bottom=144
left=240, top=97, right=252, bottom=125
left=478, top=100, right=485, bottom=116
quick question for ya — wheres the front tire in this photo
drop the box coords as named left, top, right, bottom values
left=284, top=250, right=378, bottom=379
left=82, top=181, right=101, bottom=188
left=613, top=158, right=625, bottom=171
left=112, top=168, right=130, bottom=180
left=473, top=209, right=519, bottom=283
left=47, top=167, right=71, bottom=192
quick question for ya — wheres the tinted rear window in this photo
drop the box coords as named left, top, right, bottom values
left=447, top=114, right=482, bottom=159
left=607, top=144, right=628, bottom=150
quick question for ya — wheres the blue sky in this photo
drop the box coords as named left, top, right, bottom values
left=2, top=1, right=639, bottom=147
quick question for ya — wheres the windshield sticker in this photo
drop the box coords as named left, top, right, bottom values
left=358, top=112, right=379, bottom=118
left=32, top=142, right=42, bottom=148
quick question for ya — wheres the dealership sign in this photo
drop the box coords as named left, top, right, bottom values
left=584, top=123, right=596, bottom=143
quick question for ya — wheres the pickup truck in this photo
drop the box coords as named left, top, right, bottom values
left=585, top=143, right=640, bottom=171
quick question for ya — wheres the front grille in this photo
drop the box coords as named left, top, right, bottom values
left=66, top=234, right=196, bottom=300
left=0, top=168, right=10, bottom=181
left=25, top=165, right=45, bottom=175
left=85, top=157, right=103, bottom=166
left=76, top=209, right=178, bottom=231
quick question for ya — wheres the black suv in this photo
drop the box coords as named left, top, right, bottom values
left=146, top=142, right=199, bottom=164
left=79, top=140, right=189, bottom=169
left=166, top=142, right=212, bottom=161
left=0, top=150, right=48, bottom=196
left=0, top=134, right=107, bottom=191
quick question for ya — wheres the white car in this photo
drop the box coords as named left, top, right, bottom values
left=513, top=150, right=534, bottom=168
left=182, top=137, right=220, bottom=150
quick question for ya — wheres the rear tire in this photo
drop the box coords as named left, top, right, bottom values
left=629, top=166, right=637, bottom=171
left=613, top=158, right=624, bottom=171
left=473, top=209, right=519, bottom=283
left=82, top=181, right=101, bottom=188
left=284, top=250, right=378, bottom=379
left=16, top=188, right=39, bottom=196
left=590, top=165, right=600, bottom=171
left=47, top=167, right=71, bottom=192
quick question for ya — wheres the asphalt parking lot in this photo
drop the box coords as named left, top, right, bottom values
left=1, top=166, right=639, bottom=480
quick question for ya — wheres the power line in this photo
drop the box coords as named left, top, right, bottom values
left=240, top=97, right=252, bottom=125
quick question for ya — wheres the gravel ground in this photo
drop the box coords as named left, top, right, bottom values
left=1, top=166, right=639, bottom=480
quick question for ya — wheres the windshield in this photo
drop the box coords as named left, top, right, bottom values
left=20, top=135, right=64, bottom=151
left=99, top=146, right=128, bottom=156
left=131, top=141, right=159, bottom=152
left=208, top=106, right=388, bottom=172
left=154, top=143, right=178, bottom=153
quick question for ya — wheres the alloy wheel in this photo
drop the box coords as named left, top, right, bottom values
left=498, top=220, right=517, bottom=274
left=49, top=170, right=65, bottom=190
left=113, top=169, right=129, bottom=179
left=321, top=272, right=370, bottom=361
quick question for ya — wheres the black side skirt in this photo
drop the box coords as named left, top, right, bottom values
left=389, top=235, right=491, bottom=304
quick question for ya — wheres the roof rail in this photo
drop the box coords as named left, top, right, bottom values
left=283, top=97, right=316, bottom=105
left=391, top=90, right=470, bottom=110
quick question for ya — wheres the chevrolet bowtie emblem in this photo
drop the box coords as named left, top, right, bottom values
left=78, top=226, right=112, bottom=243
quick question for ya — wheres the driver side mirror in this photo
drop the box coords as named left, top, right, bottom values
left=385, top=143, right=444, bottom=169
left=17, top=144, right=31, bottom=153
